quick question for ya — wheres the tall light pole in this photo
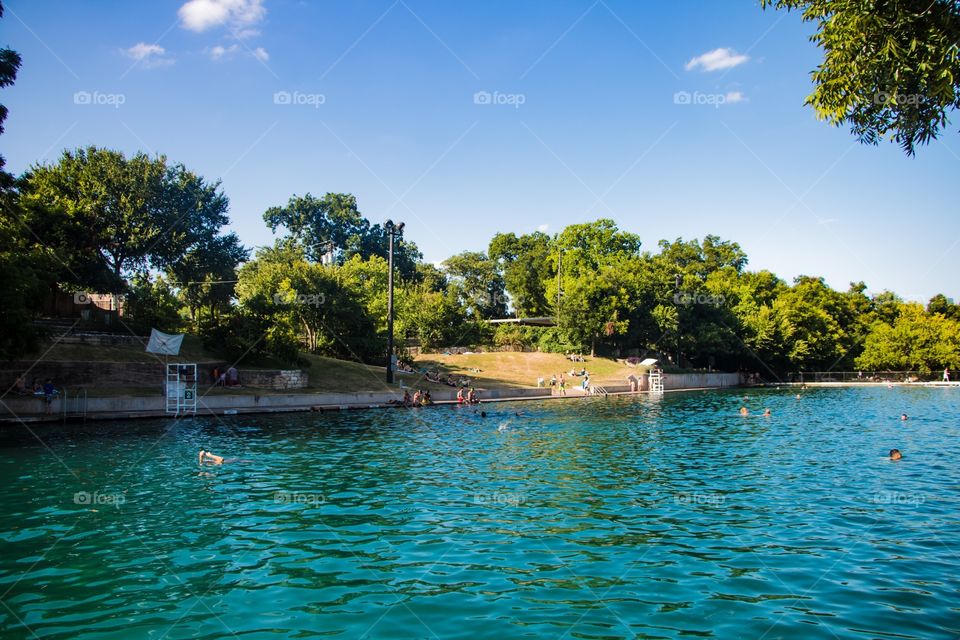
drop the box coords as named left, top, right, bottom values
left=385, top=220, right=404, bottom=383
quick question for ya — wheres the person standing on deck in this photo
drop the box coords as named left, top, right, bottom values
left=944, top=368, right=951, bottom=382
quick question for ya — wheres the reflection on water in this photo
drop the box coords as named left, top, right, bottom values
left=1, top=387, right=959, bottom=639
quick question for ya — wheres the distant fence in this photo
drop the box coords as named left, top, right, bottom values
left=789, top=371, right=952, bottom=383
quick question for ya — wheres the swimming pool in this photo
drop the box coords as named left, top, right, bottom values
left=1, top=386, right=958, bottom=639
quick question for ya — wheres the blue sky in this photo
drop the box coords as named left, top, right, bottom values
left=2, top=0, right=957, bottom=302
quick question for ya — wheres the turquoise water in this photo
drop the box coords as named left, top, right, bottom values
left=1, top=387, right=959, bottom=639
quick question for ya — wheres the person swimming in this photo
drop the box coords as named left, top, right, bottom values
left=900, top=413, right=908, bottom=421
left=763, top=408, right=771, bottom=417
left=198, top=450, right=224, bottom=465
left=889, top=449, right=902, bottom=461
left=739, top=406, right=749, bottom=416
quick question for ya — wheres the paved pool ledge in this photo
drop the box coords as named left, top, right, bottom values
left=0, top=373, right=742, bottom=423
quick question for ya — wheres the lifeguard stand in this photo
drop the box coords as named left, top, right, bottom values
left=648, top=369, right=664, bottom=394
left=640, top=358, right=664, bottom=394
left=165, top=363, right=197, bottom=415
left=146, top=328, right=196, bottom=416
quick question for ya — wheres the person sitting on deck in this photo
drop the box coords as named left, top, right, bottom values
left=12, top=375, right=30, bottom=396
left=401, top=390, right=412, bottom=407
left=467, top=387, right=478, bottom=404
left=225, top=367, right=240, bottom=387
left=412, top=390, right=422, bottom=405
left=199, top=450, right=224, bottom=465
left=457, top=388, right=465, bottom=404
left=421, top=391, right=433, bottom=406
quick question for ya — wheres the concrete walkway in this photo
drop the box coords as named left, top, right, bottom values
left=1, top=373, right=742, bottom=423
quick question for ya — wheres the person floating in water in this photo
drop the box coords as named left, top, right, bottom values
left=739, top=406, right=749, bottom=416
left=763, top=408, right=771, bottom=417
left=901, top=413, right=908, bottom=421
left=199, top=450, right=224, bottom=465
left=889, top=449, right=902, bottom=461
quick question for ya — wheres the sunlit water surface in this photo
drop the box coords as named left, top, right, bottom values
left=1, top=387, right=959, bottom=639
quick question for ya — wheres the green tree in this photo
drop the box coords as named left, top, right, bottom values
left=168, top=232, right=248, bottom=325
left=20, top=147, right=235, bottom=292
left=488, top=231, right=552, bottom=316
left=124, top=274, right=184, bottom=334
left=763, top=0, right=960, bottom=154
left=235, top=245, right=381, bottom=363
left=0, top=3, right=42, bottom=358
left=857, top=302, right=960, bottom=372
left=442, top=251, right=507, bottom=319
left=263, top=192, right=422, bottom=279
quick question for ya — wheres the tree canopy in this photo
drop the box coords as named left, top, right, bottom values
left=763, top=0, right=960, bottom=154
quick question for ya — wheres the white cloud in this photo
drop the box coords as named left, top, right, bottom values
left=208, top=44, right=240, bottom=60
left=253, top=47, right=269, bottom=62
left=234, top=28, right=261, bottom=40
left=123, top=42, right=173, bottom=67
left=536, top=224, right=549, bottom=233
left=685, top=48, right=749, bottom=72
left=724, top=91, right=746, bottom=104
left=179, top=0, right=265, bottom=33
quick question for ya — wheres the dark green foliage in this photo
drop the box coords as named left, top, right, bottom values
left=762, top=0, right=960, bottom=154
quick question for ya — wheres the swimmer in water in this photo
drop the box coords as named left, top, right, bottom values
left=198, top=450, right=224, bottom=465
left=763, top=408, right=771, bottom=417
left=889, top=449, right=902, bottom=461
left=795, top=394, right=801, bottom=400
left=900, top=413, right=908, bottom=421
left=739, top=407, right=749, bottom=416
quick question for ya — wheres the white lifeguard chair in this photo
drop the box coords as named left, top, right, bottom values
left=165, top=363, right=197, bottom=415
left=643, top=359, right=664, bottom=394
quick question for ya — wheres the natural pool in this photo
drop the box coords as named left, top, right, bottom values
left=1, top=386, right=958, bottom=639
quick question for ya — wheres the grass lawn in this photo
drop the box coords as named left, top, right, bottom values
left=413, top=351, right=645, bottom=390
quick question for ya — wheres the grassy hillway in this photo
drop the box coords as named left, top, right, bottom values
left=5, top=338, right=646, bottom=396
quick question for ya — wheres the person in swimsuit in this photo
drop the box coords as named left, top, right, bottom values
left=199, top=450, right=225, bottom=465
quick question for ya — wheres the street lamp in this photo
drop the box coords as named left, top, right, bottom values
left=385, top=220, right=405, bottom=383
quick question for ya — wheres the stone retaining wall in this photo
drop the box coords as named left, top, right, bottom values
left=0, top=361, right=309, bottom=391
